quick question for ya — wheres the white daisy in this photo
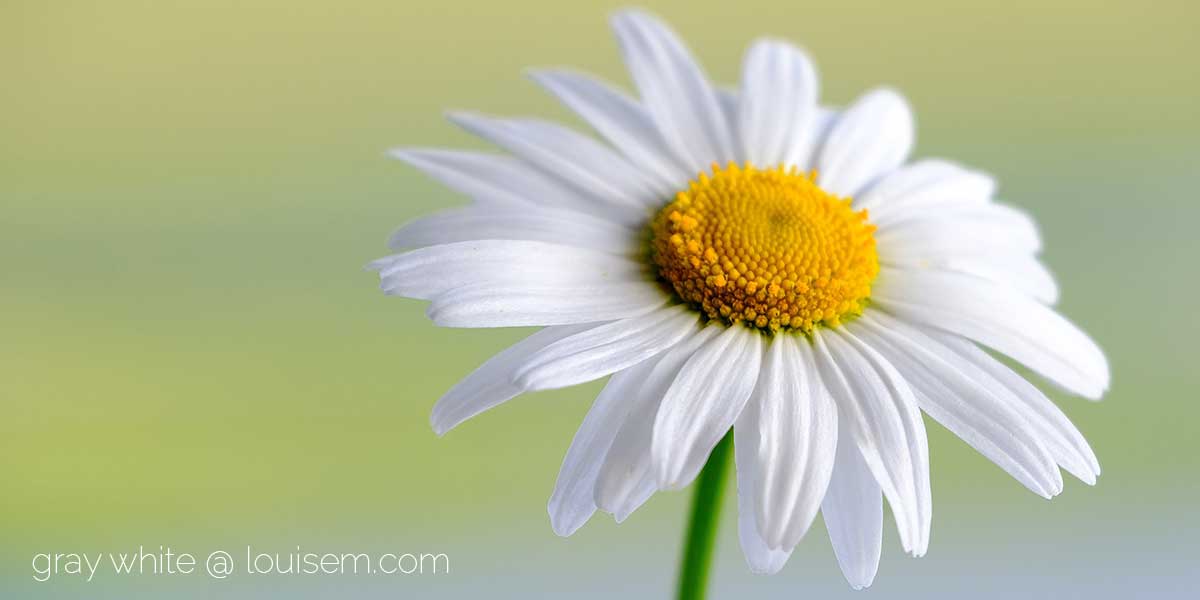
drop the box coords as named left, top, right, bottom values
left=369, top=8, right=1108, bottom=591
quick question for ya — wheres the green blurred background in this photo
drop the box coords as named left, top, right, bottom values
left=3, top=0, right=1197, bottom=597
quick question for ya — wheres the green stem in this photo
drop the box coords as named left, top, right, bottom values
left=676, top=430, right=733, bottom=600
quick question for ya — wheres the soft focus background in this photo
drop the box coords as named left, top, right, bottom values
left=3, top=1, right=1197, bottom=597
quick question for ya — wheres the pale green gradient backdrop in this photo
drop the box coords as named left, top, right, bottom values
left=2, top=1, right=1197, bottom=597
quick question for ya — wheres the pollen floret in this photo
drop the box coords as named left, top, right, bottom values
left=650, top=163, right=879, bottom=333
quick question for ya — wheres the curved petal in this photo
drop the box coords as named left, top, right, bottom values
left=854, top=159, right=995, bottom=224
left=821, top=419, right=883, bottom=590
left=851, top=313, right=1063, bottom=498
left=735, top=401, right=793, bottom=574
left=652, top=326, right=763, bottom=489
left=875, top=202, right=1043, bottom=260
left=389, top=148, right=576, bottom=209
left=430, top=323, right=597, bottom=435
left=814, top=329, right=931, bottom=556
left=930, top=330, right=1101, bottom=483
left=817, top=88, right=913, bottom=197
left=841, top=327, right=933, bottom=556
left=513, top=304, right=699, bottom=391
left=447, top=112, right=658, bottom=217
left=873, top=267, right=1110, bottom=399
left=427, top=280, right=666, bottom=328
left=594, top=324, right=720, bottom=520
left=387, top=206, right=638, bottom=255
left=737, top=39, right=819, bottom=169
left=882, top=254, right=1059, bottom=305
left=611, top=9, right=735, bottom=173
left=527, top=68, right=689, bottom=193
left=370, top=240, right=646, bottom=300
left=548, top=356, right=661, bottom=536
left=748, top=334, right=838, bottom=550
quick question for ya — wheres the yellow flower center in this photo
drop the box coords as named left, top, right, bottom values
left=650, top=163, right=878, bottom=333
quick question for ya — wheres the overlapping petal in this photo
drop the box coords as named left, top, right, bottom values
left=447, top=112, right=659, bottom=218
left=652, top=326, right=763, bottom=489
left=549, top=356, right=662, bottom=536
left=429, top=323, right=597, bottom=435
left=873, top=267, right=1110, bottom=398
left=611, top=9, right=735, bottom=173
left=737, top=39, right=819, bottom=169
left=513, top=304, right=699, bottom=391
left=528, top=68, right=689, bottom=193
left=821, top=419, right=884, bottom=590
left=817, top=88, right=914, bottom=197
left=852, top=313, right=1064, bottom=497
left=594, top=325, right=720, bottom=521
left=743, top=335, right=838, bottom=550
left=814, top=328, right=931, bottom=556
left=388, top=206, right=638, bottom=255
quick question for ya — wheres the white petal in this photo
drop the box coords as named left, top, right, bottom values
left=428, top=280, right=665, bottom=328
left=527, top=68, right=689, bottom=192
left=610, top=9, right=735, bottom=173
left=389, top=148, right=619, bottom=221
left=735, top=402, right=793, bottom=574
left=430, top=324, right=596, bottom=435
left=512, top=304, right=699, bottom=391
left=652, top=326, right=763, bottom=489
left=737, top=502, right=793, bottom=575
left=447, top=112, right=658, bottom=216
left=594, top=398, right=659, bottom=523
left=817, top=88, right=913, bottom=197
left=748, top=334, right=838, bottom=550
left=854, top=159, right=995, bottom=223
left=594, top=324, right=720, bottom=520
left=814, top=329, right=931, bottom=556
left=851, top=313, right=1063, bottom=498
left=388, top=206, right=638, bottom=255
left=841, top=327, right=933, bottom=557
left=737, top=39, right=819, bottom=169
left=372, top=240, right=645, bottom=300
left=718, top=89, right=739, bottom=148
left=882, top=254, right=1059, bottom=305
left=821, top=421, right=883, bottom=590
left=806, top=106, right=840, bottom=172
left=548, top=357, right=660, bottom=536
left=875, top=202, right=1043, bottom=260
left=716, top=87, right=744, bottom=164
left=722, top=93, right=839, bottom=172
left=932, top=330, right=1101, bottom=483
left=873, top=267, right=1110, bottom=399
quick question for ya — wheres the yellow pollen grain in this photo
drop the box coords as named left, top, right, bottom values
left=650, top=162, right=879, bottom=333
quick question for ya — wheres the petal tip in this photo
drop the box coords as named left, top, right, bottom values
left=845, top=572, right=877, bottom=590
left=384, top=147, right=410, bottom=161
left=547, top=501, right=590, bottom=538
left=549, top=524, right=575, bottom=538
left=364, top=257, right=392, bottom=272
left=653, top=462, right=688, bottom=491
left=429, top=411, right=453, bottom=437
left=443, top=109, right=486, bottom=128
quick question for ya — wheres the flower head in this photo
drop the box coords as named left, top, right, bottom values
left=369, top=8, right=1108, bottom=589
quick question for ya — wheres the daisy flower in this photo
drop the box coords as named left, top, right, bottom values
left=369, top=8, right=1108, bottom=592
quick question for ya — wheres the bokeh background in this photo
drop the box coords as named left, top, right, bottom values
left=3, top=0, right=1197, bottom=597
